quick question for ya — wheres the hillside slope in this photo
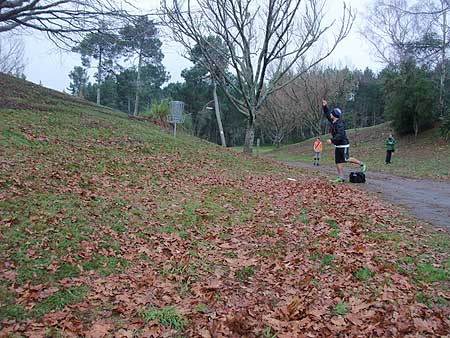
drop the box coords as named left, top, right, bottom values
left=1, top=74, right=449, bottom=337
left=267, top=122, right=450, bottom=180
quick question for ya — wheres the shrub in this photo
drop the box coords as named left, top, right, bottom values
left=440, top=114, right=450, bottom=139
left=148, top=100, right=170, bottom=120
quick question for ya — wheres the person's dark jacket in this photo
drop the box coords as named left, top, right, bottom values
left=323, top=105, right=349, bottom=146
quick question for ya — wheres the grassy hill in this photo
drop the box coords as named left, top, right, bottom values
left=267, top=122, right=450, bottom=180
left=0, top=73, right=449, bottom=337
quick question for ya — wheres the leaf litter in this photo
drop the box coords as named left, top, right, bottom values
left=1, top=115, right=449, bottom=337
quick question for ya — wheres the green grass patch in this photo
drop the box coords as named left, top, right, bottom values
left=0, top=303, right=28, bottom=321
left=365, top=232, right=402, bottom=242
left=231, top=146, right=276, bottom=154
left=255, top=243, right=285, bottom=259
left=256, top=224, right=276, bottom=237
left=0, top=284, right=28, bottom=321
left=333, top=302, right=348, bottom=316
left=236, top=265, right=257, bottom=281
left=321, top=254, right=335, bottom=268
left=162, top=261, right=195, bottom=278
left=416, top=262, right=449, bottom=283
left=395, top=255, right=449, bottom=284
left=82, top=254, right=129, bottom=277
left=325, top=219, right=339, bottom=228
left=355, top=267, right=375, bottom=281
left=330, top=229, right=341, bottom=238
left=297, top=211, right=310, bottom=225
left=263, top=327, right=279, bottom=338
left=324, top=219, right=341, bottom=237
left=425, top=234, right=450, bottom=253
left=99, top=236, right=121, bottom=252
left=0, top=128, right=36, bottom=147
left=416, top=291, right=434, bottom=308
left=141, top=306, right=186, bottom=330
left=195, top=303, right=208, bottom=313
left=54, top=263, right=81, bottom=280
left=33, top=286, right=88, bottom=317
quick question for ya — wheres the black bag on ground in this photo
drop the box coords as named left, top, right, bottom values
left=349, top=171, right=366, bottom=183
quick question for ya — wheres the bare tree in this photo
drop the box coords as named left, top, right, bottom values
left=0, top=0, right=128, bottom=45
left=413, top=0, right=449, bottom=117
left=0, top=34, right=26, bottom=76
left=361, top=0, right=435, bottom=65
left=438, top=0, right=449, bottom=117
left=258, top=82, right=298, bottom=147
left=286, top=66, right=354, bottom=135
left=161, top=0, right=354, bottom=153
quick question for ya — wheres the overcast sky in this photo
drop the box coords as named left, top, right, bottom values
left=18, top=0, right=381, bottom=92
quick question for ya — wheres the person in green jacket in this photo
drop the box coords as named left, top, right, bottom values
left=385, top=133, right=396, bottom=164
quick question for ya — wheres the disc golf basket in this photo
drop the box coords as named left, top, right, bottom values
left=167, top=101, right=185, bottom=138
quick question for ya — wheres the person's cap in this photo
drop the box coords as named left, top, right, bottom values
left=331, top=108, right=342, bottom=118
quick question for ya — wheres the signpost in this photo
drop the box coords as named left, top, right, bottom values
left=168, top=101, right=185, bottom=138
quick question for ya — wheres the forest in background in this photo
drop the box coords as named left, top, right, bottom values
left=1, top=0, right=450, bottom=148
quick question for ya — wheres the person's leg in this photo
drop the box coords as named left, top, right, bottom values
left=387, top=150, right=392, bottom=164
left=348, top=157, right=367, bottom=172
left=347, top=157, right=362, bottom=165
left=336, top=163, right=345, bottom=177
left=346, top=146, right=366, bottom=173
left=330, top=148, right=346, bottom=183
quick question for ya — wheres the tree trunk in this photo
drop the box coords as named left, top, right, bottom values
left=299, top=123, right=305, bottom=140
left=133, top=50, right=143, bottom=117
left=213, top=81, right=226, bottom=147
left=440, top=0, right=447, bottom=118
left=414, top=115, right=419, bottom=142
left=243, top=116, right=255, bottom=154
left=96, top=48, right=102, bottom=105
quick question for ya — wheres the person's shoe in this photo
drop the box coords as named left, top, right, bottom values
left=329, top=177, right=345, bottom=184
left=360, top=162, right=367, bottom=173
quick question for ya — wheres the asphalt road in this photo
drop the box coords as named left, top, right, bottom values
left=285, top=161, right=450, bottom=231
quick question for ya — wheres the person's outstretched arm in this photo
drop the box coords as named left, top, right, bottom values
left=323, top=99, right=332, bottom=123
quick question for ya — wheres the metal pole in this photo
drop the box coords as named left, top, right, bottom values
left=174, top=122, right=177, bottom=138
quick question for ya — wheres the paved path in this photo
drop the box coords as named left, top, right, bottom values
left=285, top=162, right=450, bottom=231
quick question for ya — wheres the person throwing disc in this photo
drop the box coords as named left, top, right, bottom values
left=323, top=99, right=366, bottom=183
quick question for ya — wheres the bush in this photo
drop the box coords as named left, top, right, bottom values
left=440, top=114, right=450, bottom=139
left=146, top=100, right=170, bottom=120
